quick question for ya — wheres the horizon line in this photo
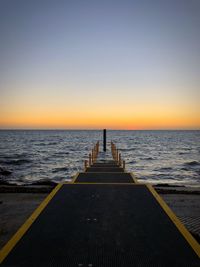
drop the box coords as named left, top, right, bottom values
left=0, top=128, right=199, bottom=131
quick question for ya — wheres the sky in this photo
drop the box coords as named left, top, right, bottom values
left=0, top=0, right=200, bottom=129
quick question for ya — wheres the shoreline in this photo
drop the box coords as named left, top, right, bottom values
left=1, top=183, right=200, bottom=194
left=0, top=183, right=200, bottom=250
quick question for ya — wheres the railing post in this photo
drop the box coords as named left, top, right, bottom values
left=97, top=142, right=99, bottom=154
left=113, top=145, right=115, bottom=160
left=116, top=149, right=119, bottom=163
left=123, top=160, right=125, bottom=170
left=92, top=149, right=94, bottom=163
left=94, top=147, right=96, bottom=162
left=114, top=146, right=117, bottom=161
left=89, top=153, right=92, bottom=166
left=119, top=153, right=121, bottom=166
left=84, top=160, right=88, bottom=170
left=103, top=129, right=106, bottom=152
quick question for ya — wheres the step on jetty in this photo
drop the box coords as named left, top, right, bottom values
left=0, top=139, right=200, bottom=266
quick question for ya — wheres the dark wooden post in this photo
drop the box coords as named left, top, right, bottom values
left=103, top=129, right=106, bottom=152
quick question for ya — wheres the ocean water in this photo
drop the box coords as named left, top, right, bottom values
left=0, top=130, right=199, bottom=187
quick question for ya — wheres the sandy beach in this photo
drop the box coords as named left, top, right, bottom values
left=0, top=186, right=52, bottom=249
left=156, top=185, right=200, bottom=243
left=0, top=184, right=199, bottom=250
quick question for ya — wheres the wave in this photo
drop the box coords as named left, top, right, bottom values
left=0, top=153, right=29, bottom=159
left=46, top=142, right=58, bottom=146
left=120, top=148, right=136, bottom=151
left=0, top=159, right=32, bottom=165
left=0, top=167, right=12, bottom=175
left=34, top=143, right=47, bottom=146
left=34, top=142, right=58, bottom=146
left=194, top=169, right=200, bottom=175
left=54, top=152, right=70, bottom=155
left=184, top=161, right=200, bottom=167
left=127, top=160, right=137, bottom=164
left=140, top=157, right=155, bottom=160
left=0, top=179, right=13, bottom=185
left=30, top=179, right=57, bottom=186
left=181, top=167, right=190, bottom=171
left=155, top=167, right=173, bottom=172
left=52, top=167, right=69, bottom=173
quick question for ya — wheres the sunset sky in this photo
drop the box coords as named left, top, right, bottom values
left=0, top=0, right=200, bottom=129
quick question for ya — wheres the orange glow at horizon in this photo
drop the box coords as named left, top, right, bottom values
left=1, top=107, right=199, bottom=130
left=1, top=84, right=199, bottom=130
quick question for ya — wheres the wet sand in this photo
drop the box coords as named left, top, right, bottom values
left=0, top=184, right=199, bottom=250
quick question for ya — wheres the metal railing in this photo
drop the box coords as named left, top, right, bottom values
left=83, top=141, right=126, bottom=171
left=111, top=141, right=126, bottom=169
left=84, top=141, right=99, bottom=170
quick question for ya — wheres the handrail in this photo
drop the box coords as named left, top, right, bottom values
left=111, top=141, right=126, bottom=170
left=84, top=141, right=99, bottom=170
left=84, top=141, right=125, bottom=170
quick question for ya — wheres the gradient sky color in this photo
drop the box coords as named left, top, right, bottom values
left=0, top=0, right=200, bottom=129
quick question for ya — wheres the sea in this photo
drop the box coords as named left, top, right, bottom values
left=0, top=130, right=199, bottom=187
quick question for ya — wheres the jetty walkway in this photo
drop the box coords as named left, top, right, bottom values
left=0, top=141, right=200, bottom=266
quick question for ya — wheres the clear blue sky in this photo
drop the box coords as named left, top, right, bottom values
left=0, top=0, right=200, bottom=129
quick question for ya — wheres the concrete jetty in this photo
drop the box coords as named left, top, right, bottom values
left=0, top=141, right=200, bottom=266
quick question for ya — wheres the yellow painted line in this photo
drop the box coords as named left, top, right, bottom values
left=0, top=183, right=63, bottom=264
left=70, top=173, right=79, bottom=183
left=130, top=173, right=139, bottom=183
left=67, top=182, right=146, bottom=185
left=89, top=165, right=119, bottom=167
left=82, top=172, right=124, bottom=174
left=112, top=170, right=136, bottom=183
left=87, top=170, right=124, bottom=172
left=147, top=184, right=200, bottom=258
left=76, top=172, right=133, bottom=175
